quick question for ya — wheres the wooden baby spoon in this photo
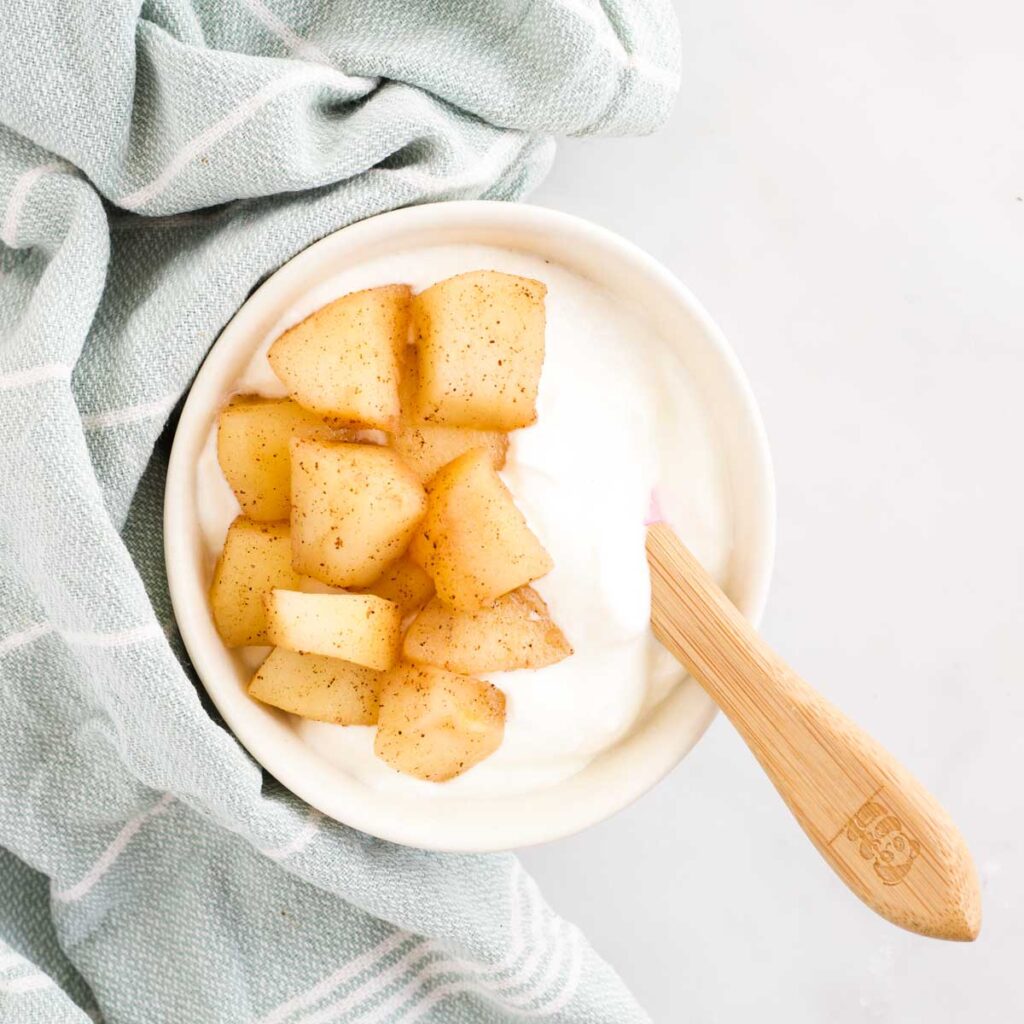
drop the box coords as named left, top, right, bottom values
left=646, top=521, right=981, bottom=941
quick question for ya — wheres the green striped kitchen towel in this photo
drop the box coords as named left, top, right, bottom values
left=0, top=2, right=680, bottom=1021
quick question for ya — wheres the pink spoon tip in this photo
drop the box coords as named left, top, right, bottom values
left=644, top=490, right=665, bottom=526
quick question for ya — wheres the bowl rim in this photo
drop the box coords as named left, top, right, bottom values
left=164, top=200, right=776, bottom=851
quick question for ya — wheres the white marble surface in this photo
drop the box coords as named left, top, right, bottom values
left=522, top=2, right=1023, bottom=1020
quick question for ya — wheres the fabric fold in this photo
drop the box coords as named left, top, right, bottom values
left=0, top=2, right=680, bottom=1021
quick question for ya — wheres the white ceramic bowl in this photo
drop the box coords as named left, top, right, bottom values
left=165, top=201, right=775, bottom=852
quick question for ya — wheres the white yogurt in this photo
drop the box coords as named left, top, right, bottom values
left=196, top=244, right=732, bottom=797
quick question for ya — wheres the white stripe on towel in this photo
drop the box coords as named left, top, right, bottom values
left=236, top=0, right=377, bottom=89
left=1, top=161, right=66, bottom=247
left=0, top=621, right=165, bottom=660
left=260, top=807, right=322, bottom=861
left=414, top=876, right=582, bottom=1019
left=330, top=916, right=570, bottom=1022
left=254, top=857, right=571, bottom=1024
left=404, top=924, right=584, bottom=1023
left=299, top=863, right=570, bottom=1023
left=81, top=392, right=179, bottom=431
left=353, top=922, right=562, bottom=1024
left=53, top=794, right=175, bottom=903
left=0, top=364, right=70, bottom=392
left=405, top=928, right=584, bottom=1022
left=295, top=945, right=434, bottom=1024
left=0, top=973, right=54, bottom=994
left=0, top=623, right=52, bottom=657
left=61, top=623, right=164, bottom=648
left=508, top=920, right=573, bottom=1007
left=256, top=860, right=524, bottom=1024
left=119, top=66, right=373, bottom=211
left=254, top=932, right=414, bottom=1024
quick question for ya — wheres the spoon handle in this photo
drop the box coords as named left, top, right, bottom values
left=646, top=522, right=980, bottom=940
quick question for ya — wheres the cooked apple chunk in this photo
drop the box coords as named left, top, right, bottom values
left=413, top=270, right=546, bottom=430
left=290, top=439, right=426, bottom=588
left=410, top=448, right=553, bottom=610
left=248, top=648, right=382, bottom=724
left=355, top=557, right=435, bottom=619
left=391, top=347, right=508, bottom=483
left=267, top=284, right=410, bottom=431
left=403, top=587, right=571, bottom=674
left=217, top=396, right=334, bottom=521
left=264, top=590, right=401, bottom=670
left=210, top=518, right=301, bottom=646
left=393, top=422, right=509, bottom=485
left=374, top=663, right=505, bottom=781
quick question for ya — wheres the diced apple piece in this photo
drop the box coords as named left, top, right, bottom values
left=268, top=284, right=410, bottom=431
left=248, top=648, right=383, bottom=724
left=403, top=587, right=571, bottom=673
left=374, top=664, right=505, bottom=781
left=413, top=270, right=546, bottom=430
left=290, top=439, right=426, bottom=588
left=217, top=396, right=334, bottom=521
left=264, top=590, right=401, bottom=670
left=391, top=347, right=508, bottom=483
left=393, top=423, right=509, bottom=485
left=410, top=448, right=553, bottom=611
left=355, top=557, right=435, bottom=619
left=210, top=518, right=301, bottom=646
